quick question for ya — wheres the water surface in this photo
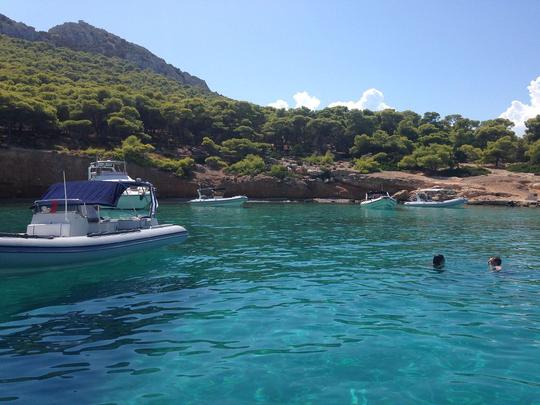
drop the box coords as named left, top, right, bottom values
left=0, top=203, right=539, bottom=404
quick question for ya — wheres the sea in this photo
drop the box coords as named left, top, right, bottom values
left=0, top=202, right=539, bottom=404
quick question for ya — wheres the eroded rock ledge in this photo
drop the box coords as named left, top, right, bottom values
left=0, top=148, right=538, bottom=207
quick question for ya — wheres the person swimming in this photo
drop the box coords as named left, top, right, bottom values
left=488, top=256, right=502, bottom=271
left=433, top=254, right=445, bottom=270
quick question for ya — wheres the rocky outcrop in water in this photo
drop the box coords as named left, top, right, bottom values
left=0, top=14, right=209, bottom=91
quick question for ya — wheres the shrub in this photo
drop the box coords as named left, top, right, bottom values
left=437, top=166, right=490, bottom=177
left=507, top=162, right=540, bottom=175
left=150, top=155, right=195, bottom=177
left=205, top=156, right=228, bottom=170
left=304, top=150, right=334, bottom=166
left=226, top=154, right=265, bottom=176
left=354, top=156, right=382, bottom=174
left=120, top=135, right=155, bottom=165
left=398, top=144, right=455, bottom=172
left=269, top=164, right=289, bottom=179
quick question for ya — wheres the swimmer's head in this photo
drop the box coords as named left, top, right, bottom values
left=433, top=254, right=445, bottom=269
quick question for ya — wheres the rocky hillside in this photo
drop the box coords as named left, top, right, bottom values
left=0, top=13, right=209, bottom=91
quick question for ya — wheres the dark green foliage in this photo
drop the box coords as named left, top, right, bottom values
left=0, top=34, right=533, bottom=176
left=398, top=144, right=455, bottom=172
left=506, top=162, right=540, bottom=175
left=524, top=115, right=540, bottom=144
left=437, top=166, right=490, bottom=177
left=349, top=130, right=412, bottom=164
left=527, top=139, right=540, bottom=164
left=482, top=136, right=518, bottom=167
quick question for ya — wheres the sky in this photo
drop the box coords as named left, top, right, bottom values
left=2, top=0, right=540, bottom=132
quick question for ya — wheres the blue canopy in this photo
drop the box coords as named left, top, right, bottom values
left=39, top=181, right=149, bottom=207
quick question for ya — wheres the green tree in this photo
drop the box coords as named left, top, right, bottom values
left=483, top=136, right=517, bottom=167
left=524, top=115, right=540, bottom=144
left=457, top=144, right=483, bottom=163
left=526, top=139, right=540, bottom=164
left=398, top=144, right=454, bottom=172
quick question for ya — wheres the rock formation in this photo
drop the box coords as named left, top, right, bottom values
left=0, top=14, right=210, bottom=91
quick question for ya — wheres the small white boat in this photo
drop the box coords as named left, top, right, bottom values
left=0, top=180, right=187, bottom=270
left=189, top=188, right=248, bottom=207
left=89, top=160, right=151, bottom=210
left=404, top=188, right=468, bottom=208
left=360, top=191, right=397, bottom=209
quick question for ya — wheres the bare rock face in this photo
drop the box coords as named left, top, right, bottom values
left=0, top=14, right=210, bottom=91
left=0, top=14, right=46, bottom=41
left=392, top=190, right=410, bottom=202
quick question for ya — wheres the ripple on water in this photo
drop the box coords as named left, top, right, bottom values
left=0, top=204, right=539, bottom=404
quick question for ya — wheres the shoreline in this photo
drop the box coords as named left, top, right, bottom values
left=0, top=147, right=539, bottom=208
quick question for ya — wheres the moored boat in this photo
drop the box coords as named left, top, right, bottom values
left=360, top=191, right=397, bottom=209
left=404, top=187, right=468, bottom=208
left=189, top=187, right=248, bottom=207
left=88, top=160, right=151, bottom=210
left=0, top=180, right=187, bottom=270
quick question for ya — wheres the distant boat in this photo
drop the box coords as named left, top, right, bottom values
left=0, top=180, right=187, bottom=270
left=189, top=187, right=248, bottom=207
left=88, top=160, right=151, bottom=210
left=360, top=191, right=397, bottom=209
left=404, top=187, right=467, bottom=208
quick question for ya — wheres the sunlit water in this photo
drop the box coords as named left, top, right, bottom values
left=0, top=203, right=539, bottom=404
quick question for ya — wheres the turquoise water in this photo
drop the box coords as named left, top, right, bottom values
left=0, top=203, right=539, bottom=404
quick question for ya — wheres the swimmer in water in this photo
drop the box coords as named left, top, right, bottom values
left=433, top=254, right=445, bottom=270
left=488, top=256, right=502, bottom=272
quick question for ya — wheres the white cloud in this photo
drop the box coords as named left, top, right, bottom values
left=293, top=91, right=321, bottom=110
left=500, top=76, right=540, bottom=135
left=267, top=99, right=289, bottom=109
left=328, top=88, right=391, bottom=111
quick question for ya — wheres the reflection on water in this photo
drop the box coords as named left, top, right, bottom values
left=0, top=203, right=539, bottom=404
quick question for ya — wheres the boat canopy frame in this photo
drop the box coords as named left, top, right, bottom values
left=37, top=180, right=158, bottom=216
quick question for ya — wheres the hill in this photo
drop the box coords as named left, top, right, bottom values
left=0, top=14, right=209, bottom=90
left=0, top=13, right=539, bottom=181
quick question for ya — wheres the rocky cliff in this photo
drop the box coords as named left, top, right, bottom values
left=0, top=14, right=209, bottom=91
left=0, top=148, right=538, bottom=206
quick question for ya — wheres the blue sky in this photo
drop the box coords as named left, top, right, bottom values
left=2, top=0, right=540, bottom=127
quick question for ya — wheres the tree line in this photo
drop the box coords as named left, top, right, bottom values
left=1, top=34, right=539, bottom=176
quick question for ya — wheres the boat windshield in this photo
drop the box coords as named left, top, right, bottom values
left=89, top=161, right=128, bottom=179
left=33, top=200, right=83, bottom=214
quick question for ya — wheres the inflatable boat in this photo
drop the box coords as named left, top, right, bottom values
left=0, top=180, right=187, bottom=270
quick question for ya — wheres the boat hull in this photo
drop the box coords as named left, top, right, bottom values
left=189, top=195, right=248, bottom=207
left=360, top=197, right=397, bottom=209
left=0, top=225, right=187, bottom=270
left=404, top=197, right=468, bottom=208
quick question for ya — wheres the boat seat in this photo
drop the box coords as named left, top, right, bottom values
left=84, top=205, right=100, bottom=223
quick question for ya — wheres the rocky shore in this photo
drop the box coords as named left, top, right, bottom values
left=1, top=148, right=539, bottom=206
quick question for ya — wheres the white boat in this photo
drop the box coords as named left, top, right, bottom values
left=360, top=191, right=397, bottom=209
left=88, top=160, right=151, bottom=210
left=0, top=180, right=187, bottom=270
left=404, top=187, right=468, bottom=208
left=189, top=188, right=248, bottom=207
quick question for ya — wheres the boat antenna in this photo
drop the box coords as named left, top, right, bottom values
left=63, top=170, right=68, bottom=221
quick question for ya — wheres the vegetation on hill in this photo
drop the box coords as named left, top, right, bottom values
left=1, top=34, right=540, bottom=177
